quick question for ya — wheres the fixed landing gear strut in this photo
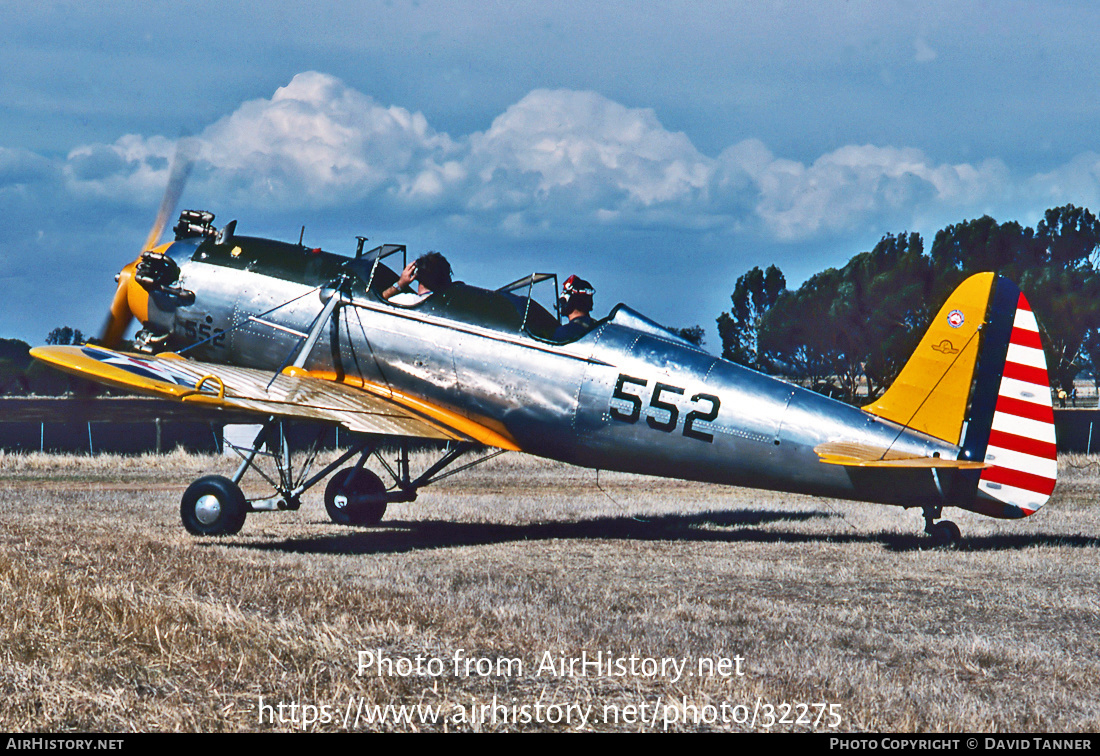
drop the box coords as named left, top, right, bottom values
left=323, top=440, right=503, bottom=526
left=921, top=503, right=961, bottom=547
left=179, top=418, right=506, bottom=536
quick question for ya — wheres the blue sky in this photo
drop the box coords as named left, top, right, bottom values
left=4, top=0, right=1100, bottom=346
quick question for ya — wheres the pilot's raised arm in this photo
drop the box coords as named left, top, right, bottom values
left=383, top=252, right=452, bottom=305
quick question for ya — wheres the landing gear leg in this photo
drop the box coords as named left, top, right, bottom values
left=181, top=418, right=374, bottom=537
left=323, top=440, right=509, bottom=528
left=180, top=423, right=510, bottom=536
left=922, top=503, right=961, bottom=547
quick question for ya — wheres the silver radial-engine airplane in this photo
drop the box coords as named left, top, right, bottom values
left=32, top=200, right=1057, bottom=546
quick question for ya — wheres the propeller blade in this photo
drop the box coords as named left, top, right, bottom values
left=101, top=272, right=135, bottom=348
left=141, top=138, right=195, bottom=252
left=99, top=137, right=194, bottom=348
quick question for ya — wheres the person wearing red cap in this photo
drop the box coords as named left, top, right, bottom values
left=554, top=275, right=598, bottom=341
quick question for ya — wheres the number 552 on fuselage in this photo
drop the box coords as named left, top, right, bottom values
left=32, top=211, right=1057, bottom=545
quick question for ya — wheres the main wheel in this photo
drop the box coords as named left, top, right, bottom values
left=929, top=520, right=961, bottom=547
left=325, top=468, right=388, bottom=526
left=181, top=475, right=247, bottom=536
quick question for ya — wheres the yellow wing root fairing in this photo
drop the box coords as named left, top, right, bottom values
left=283, top=367, right=520, bottom=450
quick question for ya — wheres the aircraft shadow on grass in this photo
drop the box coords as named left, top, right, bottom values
left=226, top=509, right=1100, bottom=556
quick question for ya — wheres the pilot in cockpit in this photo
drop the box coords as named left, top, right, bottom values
left=383, top=251, right=452, bottom=305
left=553, top=275, right=598, bottom=341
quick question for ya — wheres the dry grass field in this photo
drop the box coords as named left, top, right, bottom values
left=0, top=447, right=1098, bottom=732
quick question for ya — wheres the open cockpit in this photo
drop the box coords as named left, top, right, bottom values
left=181, top=220, right=691, bottom=348
left=351, top=244, right=592, bottom=343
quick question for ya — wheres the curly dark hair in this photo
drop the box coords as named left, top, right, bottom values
left=415, top=251, right=452, bottom=292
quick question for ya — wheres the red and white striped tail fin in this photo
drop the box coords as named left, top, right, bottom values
left=976, top=293, right=1057, bottom=515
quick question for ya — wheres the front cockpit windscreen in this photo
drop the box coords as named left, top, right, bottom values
left=345, top=244, right=404, bottom=295
left=495, top=273, right=563, bottom=340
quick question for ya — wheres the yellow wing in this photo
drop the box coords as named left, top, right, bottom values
left=30, top=345, right=519, bottom=450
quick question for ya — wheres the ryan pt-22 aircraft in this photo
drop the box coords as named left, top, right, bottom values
left=32, top=208, right=1057, bottom=547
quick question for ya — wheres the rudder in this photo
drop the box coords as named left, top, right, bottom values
left=863, top=273, right=1056, bottom=518
left=967, top=281, right=1057, bottom=517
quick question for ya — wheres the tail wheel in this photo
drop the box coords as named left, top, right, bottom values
left=325, top=468, right=388, bottom=526
left=181, top=475, right=247, bottom=536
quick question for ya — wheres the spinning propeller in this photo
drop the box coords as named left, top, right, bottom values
left=100, top=141, right=194, bottom=348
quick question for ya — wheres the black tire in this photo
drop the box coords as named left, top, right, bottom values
left=181, top=475, right=247, bottom=536
left=325, top=468, right=388, bottom=526
left=929, top=520, right=961, bottom=547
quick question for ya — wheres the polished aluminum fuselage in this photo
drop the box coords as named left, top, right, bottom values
left=150, top=240, right=960, bottom=509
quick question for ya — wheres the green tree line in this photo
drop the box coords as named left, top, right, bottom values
left=718, top=204, right=1100, bottom=403
left=0, top=327, right=100, bottom=396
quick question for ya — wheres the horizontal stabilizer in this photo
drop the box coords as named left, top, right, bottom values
left=814, top=441, right=988, bottom=469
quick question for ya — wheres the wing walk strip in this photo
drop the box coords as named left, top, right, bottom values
left=977, top=294, right=1057, bottom=514
left=139, top=359, right=463, bottom=440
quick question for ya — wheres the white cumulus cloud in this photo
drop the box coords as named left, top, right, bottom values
left=59, top=73, right=463, bottom=210
left=720, top=142, right=1011, bottom=240
left=0, top=146, right=56, bottom=187
left=64, top=134, right=177, bottom=200
left=197, top=71, right=462, bottom=206
left=1027, top=152, right=1100, bottom=211
left=37, top=72, right=1100, bottom=245
left=467, top=89, right=710, bottom=214
left=914, top=36, right=938, bottom=63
